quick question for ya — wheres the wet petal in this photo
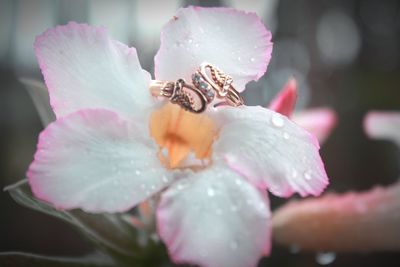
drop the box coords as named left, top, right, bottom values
left=157, top=165, right=271, bottom=267
left=35, top=22, right=152, bottom=119
left=213, top=106, right=329, bottom=197
left=273, top=182, right=400, bottom=252
left=28, top=109, right=172, bottom=213
left=155, top=7, right=272, bottom=92
left=292, top=108, right=337, bottom=144
left=268, top=77, right=297, bottom=117
left=364, top=111, right=400, bottom=147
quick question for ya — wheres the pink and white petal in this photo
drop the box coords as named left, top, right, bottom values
left=268, top=77, right=297, bottom=117
left=212, top=106, right=329, bottom=197
left=364, top=111, right=400, bottom=147
left=28, top=109, right=172, bottom=213
left=292, top=108, right=337, bottom=144
left=155, top=7, right=272, bottom=92
left=157, top=165, right=271, bottom=267
left=35, top=22, right=153, bottom=119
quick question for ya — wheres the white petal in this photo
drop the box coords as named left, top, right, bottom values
left=364, top=111, right=400, bottom=147
left=291, top=108, right=337, bottom=144
left=35, top=22, right=153, bottom=119
left=155, top=7, right=272, bottom=92
left=212, top=106, right=329, bottom=197
left=28, top=109, right=172, bottom=213
left=157, top=164, right=271, bottom=267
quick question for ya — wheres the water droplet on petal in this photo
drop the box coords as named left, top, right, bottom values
left=283, top=132, right=290, bottom=139
left=303, top=170, right=312, bottom=180
left=250, top=57, right=255, bottom=62
left=188, top=38, right=193, bottom=44
left=316, top=252, right=336, bottom=265
left=162, top=175, right=169, bottom=183
left=235, top=179, right=243, bottom=186
left=135, top=170, right=141, bottom=175
left=207, top=187, right=215, bottom=197
left=271, top=114, right=285, bottom=128
left=237, top=56, right=242, bottom=61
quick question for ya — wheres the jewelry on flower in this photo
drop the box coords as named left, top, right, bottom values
left=150, top=79, right=207, bottom=113
left=192, top=62, right=244, bottom=108
left=150, top=62, right=244, bottom=113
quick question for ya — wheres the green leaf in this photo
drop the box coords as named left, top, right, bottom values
left=19, top=78, right=56, bottom=127
left=0, top=252, right=114, bottom=267
left=4, top=180, right=144, bottom=265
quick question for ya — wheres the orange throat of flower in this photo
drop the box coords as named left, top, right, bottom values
left=150, top=103, right=218, bottom=169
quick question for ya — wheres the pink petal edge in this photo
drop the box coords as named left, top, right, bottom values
left=268, top=77, right=297, bottom=117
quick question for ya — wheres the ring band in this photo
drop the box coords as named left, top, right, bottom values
left=149, top=62, right=244, bottom=113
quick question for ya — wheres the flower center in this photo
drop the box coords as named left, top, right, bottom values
left=150, top=103, right=218, bottom=169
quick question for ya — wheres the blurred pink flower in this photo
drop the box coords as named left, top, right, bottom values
left=27, top=7, right=329, bottom=267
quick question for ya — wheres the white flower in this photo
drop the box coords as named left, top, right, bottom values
left=28, top=7, right=329, bottom=267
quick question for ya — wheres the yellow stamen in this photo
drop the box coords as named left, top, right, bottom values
left=150, top=103, right=217, bottom=168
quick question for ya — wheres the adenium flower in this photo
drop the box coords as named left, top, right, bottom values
left=27, top=7, right=329, bottom=267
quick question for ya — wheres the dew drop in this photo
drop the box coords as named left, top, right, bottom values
left=195, top=43, right=200, bottom=48
left=250, top=57, right=255, bottom=62
left=271, top=114, right=285, bottom=128
left=177, top=183, right=184, bottom=190
left=207, top=187, right=215, bottom=197
left=151, top=184, right=156, bottom=190
left=188, top=38, right=193, bottom=44
left=237, top=56, right=242, bottom=61
left=303, top=170, right=312, bottom=180
left=315, top=252, right=336, bottom=265
left=162, top=175, right=169, bottom=183
left=135, top=170, right=141, bottom=175
left=235, top=179, right=243, bottom=186
left=283, top=132, right=290, bottom=139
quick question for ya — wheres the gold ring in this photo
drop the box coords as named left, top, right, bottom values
left=192, top=62, right=244, bottom=107
left=149, top=62, right=244, bottom=113
left=150, top=79, right=207, bottom=113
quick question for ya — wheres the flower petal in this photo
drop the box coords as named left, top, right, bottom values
left=273, top=182, right=400, bottom=252
left=155, top=7, right=272, bottom=92
left=157, top=164, right=271, bottom=267
left=292, top=108, right=337, bottom=144
left=213, top=106, right=329, bottom=197
left=364, top=111, right=400, bottom=147
left=268, top=77, right=297, bottom=117
left=28, top=109, right=172, bottom=213
left=35, top=22, right=153, bottom=119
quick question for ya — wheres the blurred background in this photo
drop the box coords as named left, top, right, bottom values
left=0, top=0, right=399, bottom=266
